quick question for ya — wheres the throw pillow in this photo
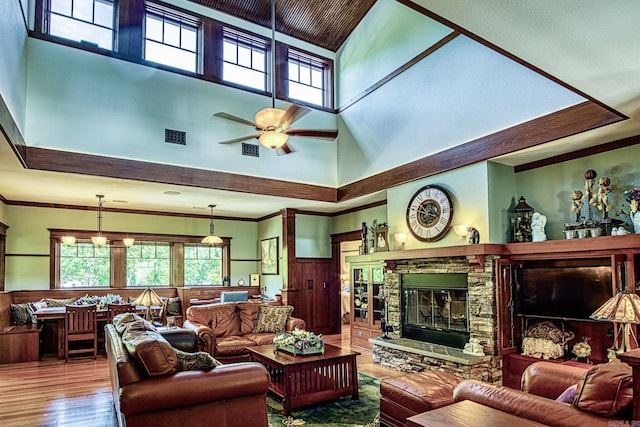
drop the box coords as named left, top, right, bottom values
left=27, top=301, right=48, bottom=324
left=42, top=297, right=77, bottom=307
left=10, top=303, right=31, bottom=325
left=253, top=305, right=294, bottom=333
left=556, top=384, right=577, bottom=404
left=112, top=313, right=150, bottom=334
left=573, top=360, right=633, bottom=417
left=122, top=324, right=179, bottom=377
left=174, top=348, right=220, bottom=371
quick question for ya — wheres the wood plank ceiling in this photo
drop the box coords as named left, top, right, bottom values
left=187, top=0, right=376, bottom=52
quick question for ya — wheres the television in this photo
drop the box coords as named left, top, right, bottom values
left=515, top=259, right=613, bottom=320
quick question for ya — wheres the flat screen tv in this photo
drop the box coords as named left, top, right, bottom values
left=515, top=259, right=613, bottom=320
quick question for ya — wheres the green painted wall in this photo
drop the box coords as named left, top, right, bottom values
left=257, top=215, right=283, bottom=296
left=0, top=0, right=28, bottom=132
left=488, top=161, right=517, bottom=243
left=515, top=144, right=640, bottom=240
left=296, top=214, right=331, bottom=258
left=4, top=205, right=259, bottom=290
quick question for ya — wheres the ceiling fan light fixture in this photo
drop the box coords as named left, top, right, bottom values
left=255, top=108, right=286, bottom=130
left=259, top=131, right=289, bottom=149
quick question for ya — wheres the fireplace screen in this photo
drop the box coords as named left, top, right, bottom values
left=401, top=273, right=470, bottom=348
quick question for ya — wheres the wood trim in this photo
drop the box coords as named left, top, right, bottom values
left=0, top=93, right=27, bottom=167
left=116, top=0, right=144, bottom=58
left=395, top=0, right=626, bottom=118
left=339, top=31, right=460, bottom=112
left=515, top=134, right=640, bottom=172
left=24, top=146, right=337, bottom=202
left=332, top=200, right=387, bottom=216
left=338, top=101, right=624, bottom=201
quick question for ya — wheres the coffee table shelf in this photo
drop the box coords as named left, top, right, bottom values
left=248, top=343, right=360, bottom=415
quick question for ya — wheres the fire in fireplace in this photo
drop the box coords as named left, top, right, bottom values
left=401, top=273, right=470, bottom=348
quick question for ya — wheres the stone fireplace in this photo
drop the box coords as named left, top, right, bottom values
left=371, top=255, right=502, bottom=383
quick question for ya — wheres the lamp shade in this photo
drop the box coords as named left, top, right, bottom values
left=201, top=234, right=223, bottom=245
left=590, top=290, right=640, bottom=324
left=61, top=236, right=77, bottom=245
left=254, top=108, right=286, bottom=129
left=123, top=238, right=135, bottom=247
left=133, top=288, right=164, bottom=308
left=91, top=235, right=107, bottom=246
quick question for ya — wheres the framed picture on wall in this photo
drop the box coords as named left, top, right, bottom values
left=374, top=227, right=389, bottom=252
left=261, top=237, right=279, bottom=275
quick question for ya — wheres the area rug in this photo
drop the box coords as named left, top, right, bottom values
left=267, top=372, right=380, bottom=427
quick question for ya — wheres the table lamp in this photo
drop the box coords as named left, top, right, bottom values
left=133, top=287, right=164, bottom=322
left=590, top=290, right=640, bottom=353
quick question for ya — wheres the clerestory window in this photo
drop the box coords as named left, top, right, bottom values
left=144, top=4, right=201, bottom=73
left=287, top=49, right=331, bottom=108
left=222, top=27, right=268, bottom=91
left=46, top=0, right=115, bottom=49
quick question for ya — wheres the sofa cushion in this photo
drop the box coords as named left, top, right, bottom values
left=174, top=348, right=221, bottom=370
left=238, top=302, right=260, bottom=335
left=214, top=336, right=256, bottom=357
left=187, top=302, right=241, bottom=337
left=122, top=320, right=179, bottom=377
left=253, top=305, right=294, bottom=333
left=556, top=384, right=577, bottom=404
left=113, top=313, right=152, bottom=334
left=41, top=297, right=77, bottom=307
left=573, top=360, right=632, bottom=417
left=245, top=332, right=277, bottom=346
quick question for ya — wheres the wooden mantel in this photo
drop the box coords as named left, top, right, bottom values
left=347, top=233, right=640, bottom=263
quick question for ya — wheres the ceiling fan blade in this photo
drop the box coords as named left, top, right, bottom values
left=213, top=112, right=257, bottom=128
left=218, top=134, right=261, bottom=144
left=275, top=142, right=294, bottom=156
left=276, top=104, right=311, bottom=131
left=286, top=129, right=338, bottom=139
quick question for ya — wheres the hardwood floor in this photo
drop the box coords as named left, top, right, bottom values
left=0, top=324, right=400, bottom=427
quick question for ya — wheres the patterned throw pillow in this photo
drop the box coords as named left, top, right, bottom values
left=27, top=301, right=47, bottom=323
left=174, top=348, right=220, bottom=371
left=11, top=304, right=31, bottom=324
left=253, top=305, right=294, bottom=333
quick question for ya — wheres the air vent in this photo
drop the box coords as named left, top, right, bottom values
left=165, top=129, right=186, bottom=145
left=242, top=143, right=259, bottom=157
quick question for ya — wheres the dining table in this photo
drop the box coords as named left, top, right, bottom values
left=32, top=305, right=152, bottom=359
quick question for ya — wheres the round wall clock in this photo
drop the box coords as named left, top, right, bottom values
left=406, top=185, right=454, bottom=242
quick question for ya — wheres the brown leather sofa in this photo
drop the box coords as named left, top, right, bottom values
left=183, top=301, right=306, bottom=363
left=381, top=361, right=632, bottom=427
left=105, top=316, right=270, bottom=427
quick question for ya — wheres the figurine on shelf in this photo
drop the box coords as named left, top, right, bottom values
left=531, top=212, right=547, bottom=242
left=463, top=338, right=485, bottom=356
left=596, top=177, right=612, bottom=218
left=571, top=190, right=584, bottom=222
left=626, top=187, right=640, bottom=234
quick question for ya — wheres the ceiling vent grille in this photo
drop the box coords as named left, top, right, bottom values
left=242, top=143, right=259, bottom=157
left=165, top=129, right=186, bottom=145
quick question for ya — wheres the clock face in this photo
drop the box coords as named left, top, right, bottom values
left=406, top=185, right=454, bottom=242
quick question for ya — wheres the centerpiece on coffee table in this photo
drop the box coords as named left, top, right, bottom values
left=273, top=329, right=324, bottom=355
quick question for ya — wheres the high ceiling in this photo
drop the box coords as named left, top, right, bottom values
left=187, top=0, right=376, bottom=52
left=1, top=0, right=639, bottom=219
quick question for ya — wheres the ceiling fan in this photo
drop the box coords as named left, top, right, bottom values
left=214, top=0, right=338, bottom=155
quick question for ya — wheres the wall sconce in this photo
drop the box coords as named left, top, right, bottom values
left=394, top=232, right=408, bottom=249
left=453, top=225, right=480, bottom=244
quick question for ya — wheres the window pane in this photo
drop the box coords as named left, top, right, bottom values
left=94, top=0, right=113, bottom=28
left=60, top=242, right=110, bottom=287
left=73, top=0, right=93, bottom=22
left=289, top=81, right=323, bottom=106
left=182, top=27, right=197, bottom=51
left=146, top=40, right=197, bottom=72
left=299, top=64, right=311, bottom=85
left=126, top=243, right=170, bottom=287
left=237, top=45, right=251, bottom=68
left=223, top=41, right=237, bottom=62
left=163, top=20, right=180, bottom=47
left=223, top=63, right=265, bottom=90
left=311, top=68, right=323, bottom=88
left=252, top=50, right=265, bottom=72
left=288, top=63, right=299, bottom=81
left=50, top=0, right=72, bottom=16
left=146, top=15, right=163, bottom=42
left=184, top=245, right=222, bottom=285
left=222, top=29, right=267, bottom=91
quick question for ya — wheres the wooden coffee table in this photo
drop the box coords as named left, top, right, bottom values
left=247, top=343, right=360, bottom=415
left=406, top=400, right=547, bottom=427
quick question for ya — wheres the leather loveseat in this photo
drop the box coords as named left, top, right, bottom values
left=105, top=314, right=270, bottom=427
left=183, top=301, right=305, bottom=363
left=381, top=360, right=633, bottom=427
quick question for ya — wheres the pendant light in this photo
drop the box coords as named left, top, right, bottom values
left=60, top=235, right=77, bottom=245
left=123, top=237, right=135, bottom=247
left=202, top=204, right=223, bottom=245
left=91, top=195, right=107, bottom=247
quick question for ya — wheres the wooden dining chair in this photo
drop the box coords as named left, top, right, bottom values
left=107, top=303, right=136, bottom=322
left=64, top=304, right=98, bottom=363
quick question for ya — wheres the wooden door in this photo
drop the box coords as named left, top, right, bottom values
left=297, top=259, right=333, bottom=334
